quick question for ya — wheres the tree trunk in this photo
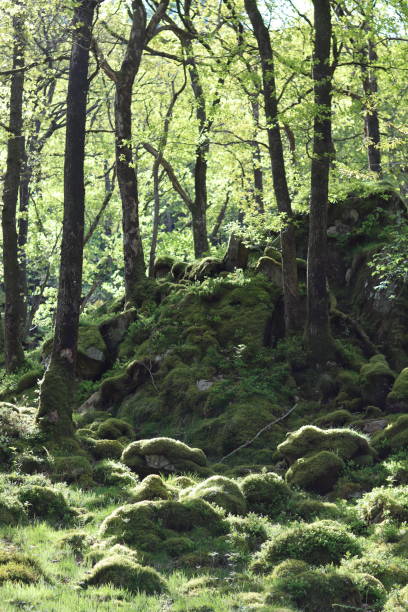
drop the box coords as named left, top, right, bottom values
left=305, top=0, right=334, bottom=362
left=250, top=99, right=265, bottom=213
left=362, top=40, right=381, bottom=174
left=244, top=0, right=300, bottom=334
left=2, top=14, right=26, bottom=372
left=149, top=161, right=160, bottom=277
left=37, top=0, right=97, bottom=436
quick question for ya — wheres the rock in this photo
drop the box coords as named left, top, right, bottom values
left=285, top=451, right=345, bottom=494
left=360, top=355, right=395, bottom=408
left=153, top=256, right=175, bottom=279
left=122, top=437, right=208, bottom=477
left=131, top=475, right=172, bottom=502
left=255, top=256, right=282, bottom=286
left=362, top=419, right=387, bottom=434
left=240, top=472, right=292, bottom=518
left=196, top=379, right=214, bottom=391
left=82, top=555, right=167, bottom=594
left=99, top=309, right=137, bottom=359
left=387, top=367, right=408, bottom=412
left=78, top=391, right=102, bottom=414
left=372, top=414, right=408, bottom=456
left=223, top=234, right=249, bottom=271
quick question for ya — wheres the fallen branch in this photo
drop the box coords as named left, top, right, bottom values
left=219, top=402, right=299, bottom=463
left=331, top=308, right=378, bottom=357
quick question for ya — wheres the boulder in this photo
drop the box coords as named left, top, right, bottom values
left=372, top=415, right=408, bottom=456
left=122, top=437, right=208, bottom=476
left=360, top=355, right=395, bottom=408
left=240, top=472, right=292, bottom=518
left=99, top=309, right=137, bottom=359
left=181, top=476, right=246, bottom=515
left=255, top=256, right=282, bottom=286
left=285, top=451, right=345, bottom=494
left=387, top=367, right=408, bottom=412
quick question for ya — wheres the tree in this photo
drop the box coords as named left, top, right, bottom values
left=2, top=10, right=27, bottom=372
left=305, top=0, right=334, bottom=361
left=244, top=0, right=300, bottom=334
left=37, top=0, right=99, bottom=436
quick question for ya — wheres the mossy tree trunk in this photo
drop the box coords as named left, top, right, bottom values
left=37, top=0, right=97, bottom=436
left=244, top=0, right=300, bottom=334
left=361, top=38, right=382, bottom=175
left=2, top=13, right=27, bottom=373
left=305, top=0, right=335, bottom=362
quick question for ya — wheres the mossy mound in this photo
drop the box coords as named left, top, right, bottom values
left=17, top=485, right=72, bottom=524
left=292, top=498, right=340, bottom=520
left=387, top=367, right=408, bottom=412
left=266, top=567, right=362, bottom=612
left=95, top=418, right=134, bottom=440
left=285, top=451, right=345, bottom=494
left=131, top=474, right=172, bottom=502
left=278, top=425, right=374, bottom=465
left=82, top=555, right=166, bottom=594
left=0, top=549, right=43, bottom=585
left=240, top=472, right=292, bottom=518
left=100, top=498, right=227, bottom=552
left=342, top=554, right=408, bottom=590
left=360, top=354, right=395, bottom=407
left=92, top=460, right=138, bottom=487
left=122, top=437, right=207, bottom=476
left=86, top=542, right=139, bottom=566
left=51, top=455, right=93, bottom=487
left=181, top=476, right=246, bottom=515
left=252, top=520, right=361, bottom=571
left=271, top=559, right=310, bottom=581
left=153, top=256, right=174, bottom=279
left=315, top=409, right=352, bottom=428
left=357, top=486, right=408, bottom=524
left=90, top=439, right=124, bottom=460
left=227, top=514, right=269, bottom=553
left=0, top=496, right=27, bottom=525
left=372, top=414, right=408, bottom=456
left=383, top=585, right=408, bottom=612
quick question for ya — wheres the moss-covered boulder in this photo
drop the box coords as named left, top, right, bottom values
left=360, top=354, right=395, bottom=407
left=255, top=256, right=282, bottom=286
left=0, top=549, right=43, bottom=585
left=82, top=555, right=166, bottom=594
left=171, top=261, right=188, bottom=281
left=153, top=256, right=174, bottom=279
left=357, top=486, right=408, bottom=524
left=90, top=439, right=124, bottom=460
left=99, top=309, right=137, bottom=359
left=266, top=566, right=362, bottom=612
left=0, top=496, right=27, bottom=525
left=51, top=455, right=93, bottom=487
left=186, top=257, right=224, bottom=281
left=181, top=476, right=246, bottom=515
left=372, top=414, right=408, bottom=456
left=240, top=472, right=292, bottom=518
left=17, top=485, right=72, bottom=524
left=96, top=418, right=134, bottom=440
left=342, top=555, right=408, bottom=590
left=278, top=425, right=374, bottom=465
left=285, top=451, right=345, bottom=494
left=100, top=498, right=227, bottom=552
left=121, top=437, right=207, bottom=476
left=131, top=474, right=172, bottom=502
left=92, top=460, right=138, bottom=487
left=252, top=520, right=361, bottom=571
left=384, top=585, right=408, bottom=612
left=387, top=367, right=408, bottom=412
left=315, top=409, right=352, bottom=428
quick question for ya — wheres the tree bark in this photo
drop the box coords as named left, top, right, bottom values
left=361, top=39, right=382, bottom=174
left=244, top=0, right=300, bottom=334
left=250, top=99, right=265, bottom=213
left=149, top=161, right=161, bottom=277
left=305, top=0, right=334, bottom=362
left=37, top=0, right=97, bottom=436
left=2, top=14, right=26, bottom=372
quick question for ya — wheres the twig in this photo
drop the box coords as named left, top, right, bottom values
left=219, top=402, right=299, bottom=463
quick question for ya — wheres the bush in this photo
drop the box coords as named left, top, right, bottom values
left=285, top=451, right=345, bottom=494
left=240, top=472, right=291, bottom=518
left=252, top=520, right=361, bottom=571
left=227, top=514, right=269, bottom=553
left=182, top=476, right=246, bottom=515
left=82, top=555, right=167, bottom=594
left=17, top=485, right=72, bottom=524
left=342, top=554, right=408, bottom=590
left=0, top=550, right=43, bottom=585
left=0, top=496, right=27, bottom=525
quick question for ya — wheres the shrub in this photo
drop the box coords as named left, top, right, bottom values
left=82, top=555, right=167, bottom=594
left=252, top=520, right=361, bottom=571
left=0, top=550, right=43, bottom=585
left=227, top=514, right=269, bottom=554
left=383, top=585, right=408, bottom=612
left=0, top=496, right=27, bottom=525
left=18, top=485, right=72, bottom=524
left=240, top=472, right=292, bottom=518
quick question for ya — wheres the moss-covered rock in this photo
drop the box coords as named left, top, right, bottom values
left=285, top=451, right=345, bottom=494
left=372, top=414, right=408, bottom=456
left=292, top=498, right=340, bottom=520
left=266, top=566, right=362, bottom=612
left=100, top=498, right=227, bottom=551
left=93, top=460, right=137, bottom=487
left=278, top=425, right=374, bottom=465
left=99, top=309, right=137, bottom=359
left=357, top=486, right=408, bottom=524
left=227, top=514, right=269, bottom=553
left=383, top=585, right=408, bottom=612
left=131, top=474, right=172, bottom=502
left=181, top=476, right=246, bottom=515
left=17, top=485, right=72, bottom=524
left=342, top=554, right=408, bottom=590
left=153, top=256, right=174, bottom=279
left=360, top=354, right=395, bottom=407
left=0, top=549, right=43, bottom=585
left=82, top=555, right=166, bottom=594
left=15, top=368, right=43, bottom=394
left=252, top=520, right=361, bottom=571
left=240, top=472, right=292, bottom=518
left=51, top=455, right=93, bottom=487
left=387, top=367, right=408, bottom=412
left=0, top=496, right=27, bottom=525
left=171, top=261, right=188, bottom=281
left=96, top=418, right=134, bottom=440
left=271, top=559, right=310, bottom=581
left=186, top=257, right=224, bottom=281
left=122, top=437, right=207, bottom=476
left=90, top=439, right=124, bottom=460
left=315, top=409, right=352, bottom=428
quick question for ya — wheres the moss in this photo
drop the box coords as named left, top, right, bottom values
left=82, top=555, right=167, bottom=594
left=352, top=573, right=387, bottom=610
left=122, top=437, right=207, bottom=476
left=37, top=360, right=75, bottom=436
left=357, top=486, right=408, bottom=524
left=360, top=354, right=395, bottom=406
left=96, top=418, right=134, bottom=440
left=271, top=559, right=310, bottom=580
left=227, top=514, right=269, bottom=553
left=384, top=585, right=408, bottom=612
left=264, top=246, right=282, bottom=261
left=59, top=531, right=90, bottom=554
left=266, top=566, right=362, bottom=612
left=100, top=498, right=227, bottom=551
left=131, top=474, right=172, bottom=502
left=0, top=550, right=43, bottom=585
left=15, top=368, right=43, bottom=394
left=91, top=439, right=124, bottom=460
left=342, top=555, right=408, bottom=590
left=292, top=498, right=340, bottom=520
left=181, top=476, right=246, bottom=515
left=278, top=425, right=374, bottom=465
left=387, top=367, right=408, bottom=411
left=162, top=536, right=195, bottom=556
left=285, top=451, right=345, bottom=494
left=171, top=261, right=188, bottom=281
left=92, top=460, right=137, bottom=487
left=372, top=414, right=408, bottom=456
left=252, top=520, right=361, bottom=571
left=240, top=472, right=292, bottom=518
left=52, top=455, right=93, bottom=487
left=186, top=257, right=224, bottom=281
left=0, top=496, right=27, bottom=525
left=16, top=453, right=50, bottom=475
left=153, top=256, right=174, bottom=279
left=315, top=409, right=352, bottom=427
left=172, top=476, right=197, bottom=488
left=17, top=485, right=72, bottom=524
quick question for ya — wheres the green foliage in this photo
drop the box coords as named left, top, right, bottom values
left=357, top=486, right=408, bottom=524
